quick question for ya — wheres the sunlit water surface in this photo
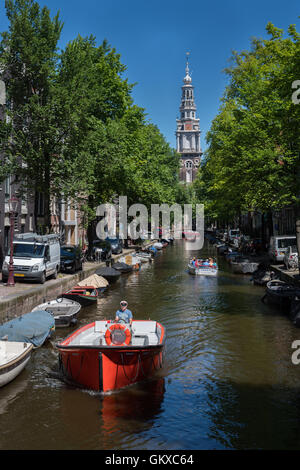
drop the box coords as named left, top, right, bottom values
left=1, top=241, right=300, bottom=450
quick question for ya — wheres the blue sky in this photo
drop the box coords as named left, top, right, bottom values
left=0, top=0, right=299, bottom=151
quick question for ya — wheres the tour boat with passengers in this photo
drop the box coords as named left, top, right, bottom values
left=188, top=258, right=218, bottom=276
left=56, top=319, right=166, bottom=392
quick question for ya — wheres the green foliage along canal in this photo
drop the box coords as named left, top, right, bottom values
left=1, top=240, right=300, bottom=450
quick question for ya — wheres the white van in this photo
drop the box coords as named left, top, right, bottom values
left=268, top=235, right=297, bottom=263
left=2, top=233, right=60, bottom=284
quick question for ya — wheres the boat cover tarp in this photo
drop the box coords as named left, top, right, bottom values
left=95, top=267, right=121, bottom=278
left=77, top=274, right=109, bottom=288
left=0, top=310, right=55, bottom=347
left=113, top=262, right=133, bottom=272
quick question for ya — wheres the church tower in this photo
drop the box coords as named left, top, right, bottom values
left=176, top=54, right=202, bottom=183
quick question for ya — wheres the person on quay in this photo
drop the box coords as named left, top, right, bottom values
left=115, top=300, right=133, bottom=325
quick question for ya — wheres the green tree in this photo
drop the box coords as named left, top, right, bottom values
left=201, top=19, right=300, bottom=252
left=0, top=0, right=63, bottom=229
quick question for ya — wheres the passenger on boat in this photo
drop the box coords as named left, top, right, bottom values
left=115, top=300, right=133, bottom=325
left=202, top=260, right=209, bottom=266
left=191, top=257, right=196, bottom=266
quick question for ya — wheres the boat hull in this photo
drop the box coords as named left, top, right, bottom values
left=58, top=346, right=164, bottom=392
left=32, top=299, right=81, bottom=328
left=62, top=293, right=97, bottom=307
left=57, top=321, right=165, bottom=392
left=188, top=264, right=218, bottom=276
left=264, top=280, right=300, bottom=309
left=231, top=261, right=259, bottom=274
left=0, top=342, right=33, bottom=387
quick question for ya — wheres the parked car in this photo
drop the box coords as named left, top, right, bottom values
left=92, top=240, right=112, bottom=261
left=60, top=245, right=83, bottom=273
left=268, top=235, right=297, bottom=263
left=106, top=237, right=123, bottom=254
left=283, top=245, right=298, bottom=271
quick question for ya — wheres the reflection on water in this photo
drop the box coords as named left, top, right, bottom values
left=1, top=241, right=300, bottom=449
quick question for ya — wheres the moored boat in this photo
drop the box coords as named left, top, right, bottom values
left=0, top=341, right=33, bottom=387
left=112, top=261, right=133, bottom=273
left=148, top=246, right=158, bottom=255
left=153, top=242, right=163, bottom=250
left=95, top=266, right=121, bottom=283
left=251, top=263, right=276, bottom=286
left=135, top=251, right=152, bottom=263
left=56, top=319, right=165, bottom=392
left=77, top=274, right=109, bottom=293
left=225, top=251, right=240, bottom=263
left=0, top=310, right=55, bottom=348
left=62, top=286, right=98, bottom=307
left=262, top=280, right=300, bottom=309
left=290, top=297, right=300, bottom=327
left=119, top=255, right=141, bottom=270
left=32, top=298, right=81, bottom=328
left=231, top=257, right=259, bottom=274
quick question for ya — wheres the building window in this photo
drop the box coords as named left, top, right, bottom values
left=186, top=170, right=192, bottom=183
left=4, top=176, right=11, bottom=202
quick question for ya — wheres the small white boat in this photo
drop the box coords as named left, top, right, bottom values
left=32, top=298, right=81, bottom=328
left=188, top=261, right=218, bottom=276
left=153, top=242, right=163, bottom=250
left=0, top=341, right=33, bottom=387
left=135, top=252, right=152, bottom=263
left=119, top=254, right=141, bottom=270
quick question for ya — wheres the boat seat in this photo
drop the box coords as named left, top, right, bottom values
left=132, top=321, right=157, bottom=335
left=147, top=333, right=159, bottom=345
left=94, top=321, right=107, bottom=332
left=131, top=336, right=148, bottom=346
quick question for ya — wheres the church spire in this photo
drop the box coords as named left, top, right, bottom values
left=176, top=53, right=202, bottom=184
left=184, top=51, right=192, bottom=84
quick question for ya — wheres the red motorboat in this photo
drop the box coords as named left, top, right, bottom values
left=56, top=320, right=166, bottom=392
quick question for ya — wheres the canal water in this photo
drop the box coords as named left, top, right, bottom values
left=1, top=240, right=300, bottom=450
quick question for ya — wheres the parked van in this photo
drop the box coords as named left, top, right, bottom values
left=2, top=233, right=60, bottom=284
left=268, top=235, right=297, bottom=263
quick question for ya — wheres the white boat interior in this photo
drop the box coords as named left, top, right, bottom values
left=66, top=320, right=162, bottom=347
left=33, top=299, right=81, bottom=317
left=0, top=340, right=32, bottom=364
left=120, top=255, right=141, bottom=266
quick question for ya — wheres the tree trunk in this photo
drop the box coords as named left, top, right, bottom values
left=87, top=195, right=95, bottom=258
left=295, top=205, right=300, bottom=273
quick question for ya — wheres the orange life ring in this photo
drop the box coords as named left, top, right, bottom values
left=105, top=323, right=131, bottom=346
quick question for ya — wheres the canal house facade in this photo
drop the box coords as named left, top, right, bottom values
left=176, top=55, right=202, bottom=184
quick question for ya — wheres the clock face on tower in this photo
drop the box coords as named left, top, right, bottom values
left=185, top=121, right=192, bottom=131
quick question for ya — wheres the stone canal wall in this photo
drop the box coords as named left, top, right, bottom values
left=271, top=265, right=300, bottom=287
left=0, top=247, right=142, bottom=324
